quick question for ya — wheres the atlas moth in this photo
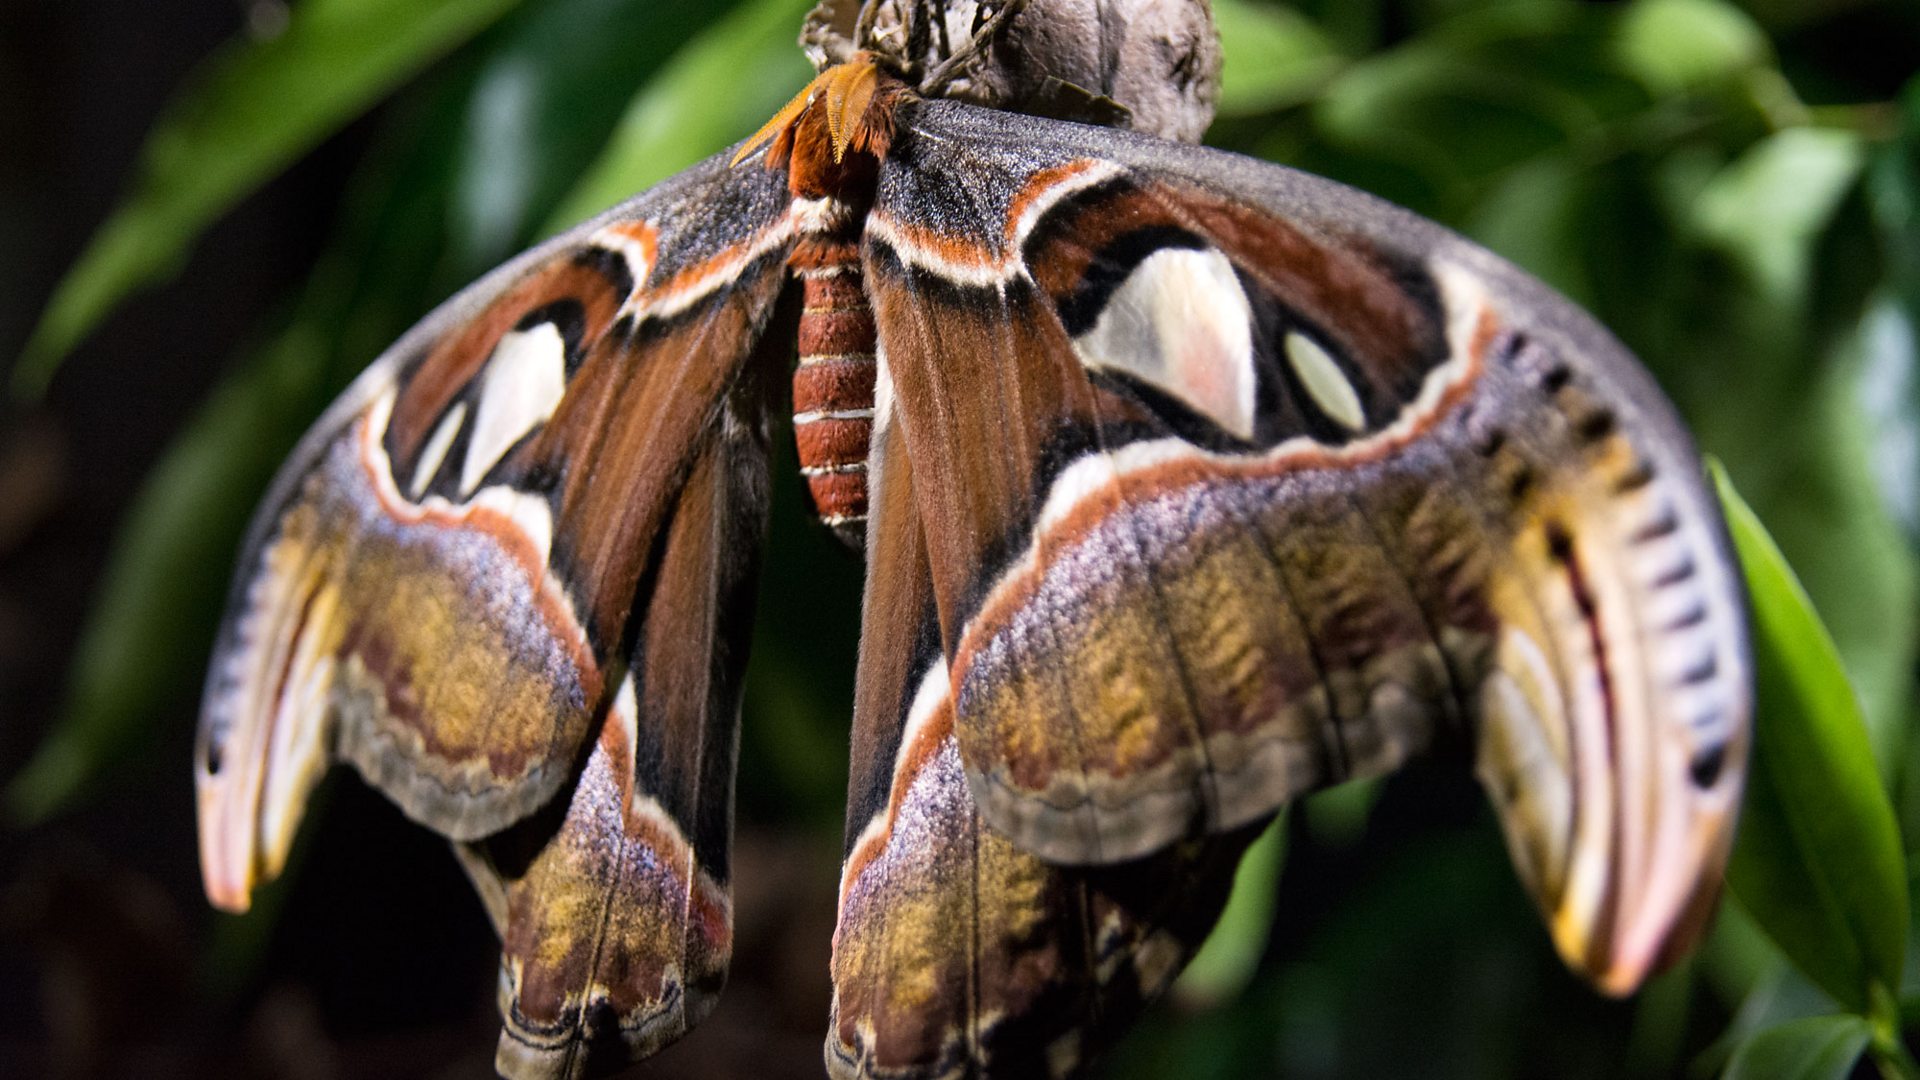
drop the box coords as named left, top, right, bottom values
left=193, top=0, right=1752, bottom=1076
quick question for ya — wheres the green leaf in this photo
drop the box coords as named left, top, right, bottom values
left=449, top=0, right=757, bottom=266
left=545, top=0, right=816, bottom=231
left=1283, top=0, right=1384, bottom=56
left=1816, top=318, right=1920, bottom=770
left=1304, top=4, right=1659, bottom=214
left=14, top=0, right=522, bottom=395
left=1721, top=1015, right=1872, bottom=1080
left=1715, top=461, right=1909, bottom=1014
left=1692, top=958, right=1837, bottom=1078
left=7, top=330, right=333, bottom=822
left=1465, top=154, right=1602, bottom=303
left=1625, top=960, right=1698, bottom=1077
left=1698, top=897, right=1789, bottom=1016
left=1174, top=814, right=1288, bottom=1009
left=1722, top=344, right=1920, bottom=778
left=7, top=54, right=497, bottom=822
left=1691, top=128, right=1867, bottom=304
left=1863, top=79, right=1920, bottom=547
left=1613, top=0, right=1771, bottom=97
left=1303, top=775, right=1381, bottom=848
left=1861, top=339, right=1918, bottom=546
left=1212, top=0, right=1344, bottom=117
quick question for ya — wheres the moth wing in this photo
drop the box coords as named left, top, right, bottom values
left=455, top=372, right=776, bottom=1078
left=828, top=393, right=1263, bottom=1079
left=196, top=151, right=797, bottom=913
left=865, top=100, right=1750, bottom=993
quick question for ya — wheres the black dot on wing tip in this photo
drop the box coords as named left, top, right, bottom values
left=1576, top=407, right=1617, bottom=443
left=1613, top=458, right=1656, bottom=494
left=1506, top=461, right=1536, bottom=502
left=1498, top=331, right=1531, bottom=364
left=1689, top=742, right=1726, bottom=789
left=1654, top=554, right=1699, bottom=591
left=1544, top=519, right=1573, bottom=563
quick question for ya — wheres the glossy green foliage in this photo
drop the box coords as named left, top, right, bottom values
left=1175, top=814, right=1289, bottom=1007
left=11, top=0, right=1920, bottom=1075
left=1723, top=1015, right=1875, bottom=1080
left=1716, top=463, right=1908, bottom=1049
left=13, top=0, right=524, bottom=396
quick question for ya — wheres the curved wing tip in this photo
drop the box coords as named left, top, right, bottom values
left=200, top=872, right=254, bottom=915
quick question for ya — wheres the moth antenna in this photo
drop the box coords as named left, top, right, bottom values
left=732, top=74, right=823, bottom=167
left=842, top=60, right=888, bottom=161
left=922, top=0, right=1030, bottom=94
left=824, top=69, right=848, bottom=159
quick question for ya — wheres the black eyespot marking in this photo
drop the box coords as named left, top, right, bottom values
left=1631, top=505, right=1681, bottom=544
left=574, top=244, right=636, bottom=297
left=1678, top=650, right=1718, bottom=686
left=1576, top=407, right=1617, bottom=443
left=515, top=300, right=589, bottom=375
left=1662, top=601, right=1709, bottom=632
left=1049, top=224, right=1209, bottom=336
left=1506, top=461, right=1536, bottom=502
left=1614, top=458, right=1656, bottom=494
left=1496, top=330, right=1531, bottom=367
left=518, top=458, right=565, bottom=496
left=205, top=740, right=223, bottom=776
left=1689, top=742, right=1726, bottom=788
left=1654, top=554, right=1698, bottom=590
left=1545, top=521, right=1574, bottom=564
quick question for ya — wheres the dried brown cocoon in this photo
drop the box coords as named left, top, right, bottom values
left=802, top=0, right=1222, bottom=144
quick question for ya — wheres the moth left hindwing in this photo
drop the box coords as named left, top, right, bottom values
left=461, top=363, right=777, bottom=1075
left=195, top=148, right=796, bottom=1074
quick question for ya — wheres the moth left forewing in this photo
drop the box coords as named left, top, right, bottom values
left=465, top=382, right=773, bottom=1080
left=196, top=151, right=795, bottom=913
left=868, top=99, right=1749, bottom=994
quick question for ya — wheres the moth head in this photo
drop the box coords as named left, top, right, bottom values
left=801, top=0, right=1222, bottom=142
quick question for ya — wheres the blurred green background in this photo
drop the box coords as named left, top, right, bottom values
left=1, top=0, right=1917, bottom=1076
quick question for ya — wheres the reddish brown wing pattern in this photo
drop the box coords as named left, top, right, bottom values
left=456, top=357, right=778, bottom=1078
left=194, top=149, right=797, bottom=1075
left=735, top=70, right=1235, bottom=1078
left=862, top=99, right=1750, bottom=998
left=829, top=395, right=1263, bottom=1079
